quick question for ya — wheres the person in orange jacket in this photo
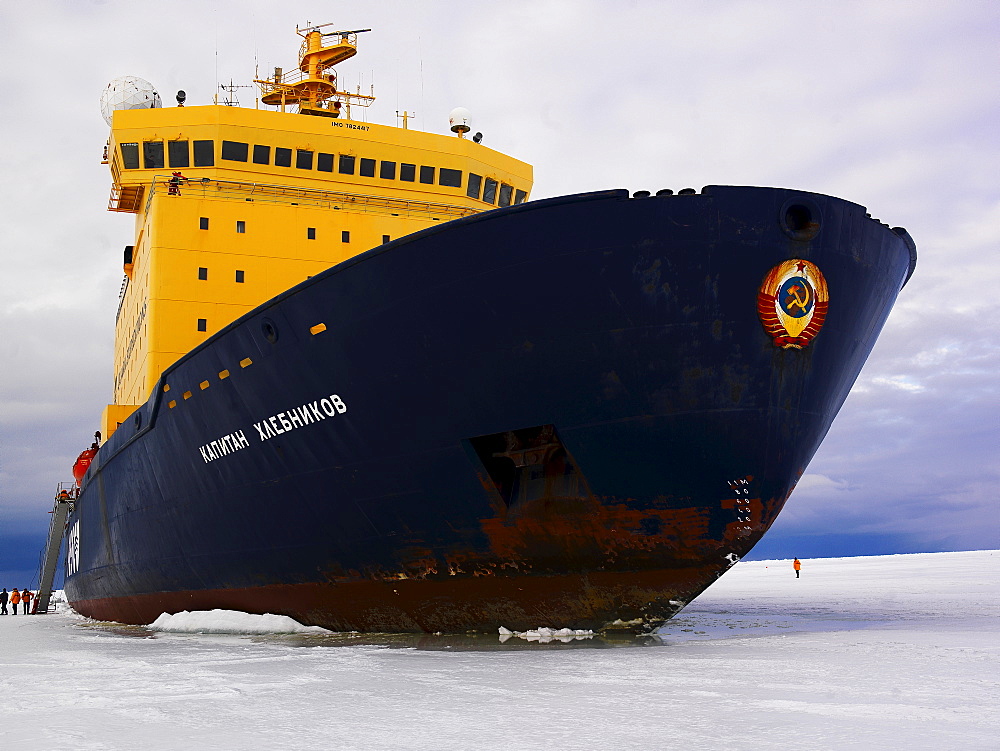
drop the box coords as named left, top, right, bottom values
left=793, top=558, right=802, bottom=578
left=10, top=588, right=20, bottom=615
left=21, top=588, right=33, bottom=615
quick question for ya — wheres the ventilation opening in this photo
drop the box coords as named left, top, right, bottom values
left=467, top=424, right=585, bottom=507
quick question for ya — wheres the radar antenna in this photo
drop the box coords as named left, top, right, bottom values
left=254, top=24, right=375, bottom=118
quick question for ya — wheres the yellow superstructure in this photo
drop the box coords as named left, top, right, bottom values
left=102, top=25, right=532, bottom=439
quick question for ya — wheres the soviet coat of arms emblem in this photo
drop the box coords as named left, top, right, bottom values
left=757, top=259, right=829, bottom=349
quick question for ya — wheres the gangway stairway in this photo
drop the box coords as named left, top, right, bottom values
left=34, top=483, right=75, bottom=614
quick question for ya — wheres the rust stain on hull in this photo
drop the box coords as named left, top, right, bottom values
left=70, top=563, right=726, bottom=634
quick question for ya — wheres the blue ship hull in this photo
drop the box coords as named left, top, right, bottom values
left=65, top=186, right=915, bottom=632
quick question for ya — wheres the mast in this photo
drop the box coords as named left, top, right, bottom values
left=254, top=23, right=376, bottom=118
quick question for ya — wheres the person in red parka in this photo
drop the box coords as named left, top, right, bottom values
left=793, top=558, right=802, bottom=578
left=21, top=588, right=33, bottom=615
left=10, top=588, right=20, bottom=615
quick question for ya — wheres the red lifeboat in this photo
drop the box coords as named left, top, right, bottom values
left=72, top=445, right=99, bottom=486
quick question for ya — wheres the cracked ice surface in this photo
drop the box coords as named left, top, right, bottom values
left=1, top=550, right=996, bottom=750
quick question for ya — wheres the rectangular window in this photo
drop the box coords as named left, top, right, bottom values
left=466, top=173, right=482, bottom=199
left=514, top=189, right=527, bottom=205
left=380, top=161, right=396, bottom=179
left=198, top=267, right=208, bottom=280
left=317, top=152, right=334, bottom=172
left=419, top=165, right=435, bottom=184
left=400, top=163, right=416, bottom=182
left=252, top=145, right=270, bottom=164
left=143, top=141, right=164, bottom=169
left=382, top=235, right=390, bottom=244
left=193, top=140, right=214, bottom=166
left=120, top=142, right=140, bottom=169
left=338, top=155, right=356, bottom=174
left=199, top=217, right=209, bottom=230
left=221, top=141, right=249, bottom=162
left=482, top=178, right=498, bottom=204
left=197, top=319, right=207, bottom=332
left=296, top=150, right=314, bottom=169
left=236, top=220, right=245, bottom=234
left=341, top=231, right=350, bottom=242
left=168, top=141, right=190, bottom=168
left=499, top=183, right=513, bottom=207
left=274, top=147, right=292, bottom=167
left=439, top=168, right=462, bottom=188
left=360, top=158, right=376, bottom=177
left=307, top=227, right=316, bottom=240
left=235, top=270, right=245, bottom=283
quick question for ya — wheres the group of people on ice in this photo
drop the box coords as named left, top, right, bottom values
left=0, top=587, right=33, bottom=614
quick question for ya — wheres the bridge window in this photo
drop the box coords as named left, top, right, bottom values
left=400, top=163, right=416, bottom=182
left=120, top=142, right=140, bottom=169
left=419, top=166, right=435, bottom=184
left=499, top=183, right=513, bottom=207
left=222, top=141, right=249, bottom=162
left=466, top=173, right=482, bottom=199
left=360, top=158, right=376, bottom=177
left=274, top=147, right=292, bottom=167
left=514, top=189, right=527, bottom=204
left=317, top=152, right=334, bottom=172
left=143, top=141, right=164, bottom=169
left=380, top=161, right=396, bottom=179
left=168, top=141, right=190, bottom=168
left=440, top=168, right=462, bottom=188
left=296, top=150, right=314, bottom=169
left=483, top=178, right=497, bottom=204
left=193, top=140, right=215, bottom=166
left=252, top=145, right=270, bottom=164
left=339, top=155, right=356, bottom=174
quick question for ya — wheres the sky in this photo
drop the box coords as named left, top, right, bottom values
left=2, top=551, right=997, bottom=749
left=0, top=0, right=998, bottom=586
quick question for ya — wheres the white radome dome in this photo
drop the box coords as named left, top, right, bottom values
left=449, top=106, right=472, bottom=134
left=100, top=76, right=162, bottom=126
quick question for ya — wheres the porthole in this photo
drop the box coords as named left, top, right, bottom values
left=261, top=318, right=279, bottom=344
left=134, top=412, right=142, bottom=430
left=780, top=198, right=822, bottom=241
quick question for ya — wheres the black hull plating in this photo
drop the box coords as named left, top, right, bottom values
left=65, top=187, right=914, bottom=632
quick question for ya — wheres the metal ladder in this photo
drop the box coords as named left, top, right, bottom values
left=34, top=483, right=76, bottom=614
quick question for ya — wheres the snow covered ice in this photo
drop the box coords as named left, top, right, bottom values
left=1, top=551, right=996, bottom=750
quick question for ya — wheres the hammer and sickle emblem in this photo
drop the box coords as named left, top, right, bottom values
left=784, top=282, right=811, bottom=313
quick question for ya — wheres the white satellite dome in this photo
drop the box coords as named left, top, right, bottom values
left=449, top=106, right=471, bottom=134
left=100, top=76, right=162, bottom=126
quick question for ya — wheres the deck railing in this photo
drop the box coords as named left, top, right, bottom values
left=144, top=175, right=480, bottom=222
